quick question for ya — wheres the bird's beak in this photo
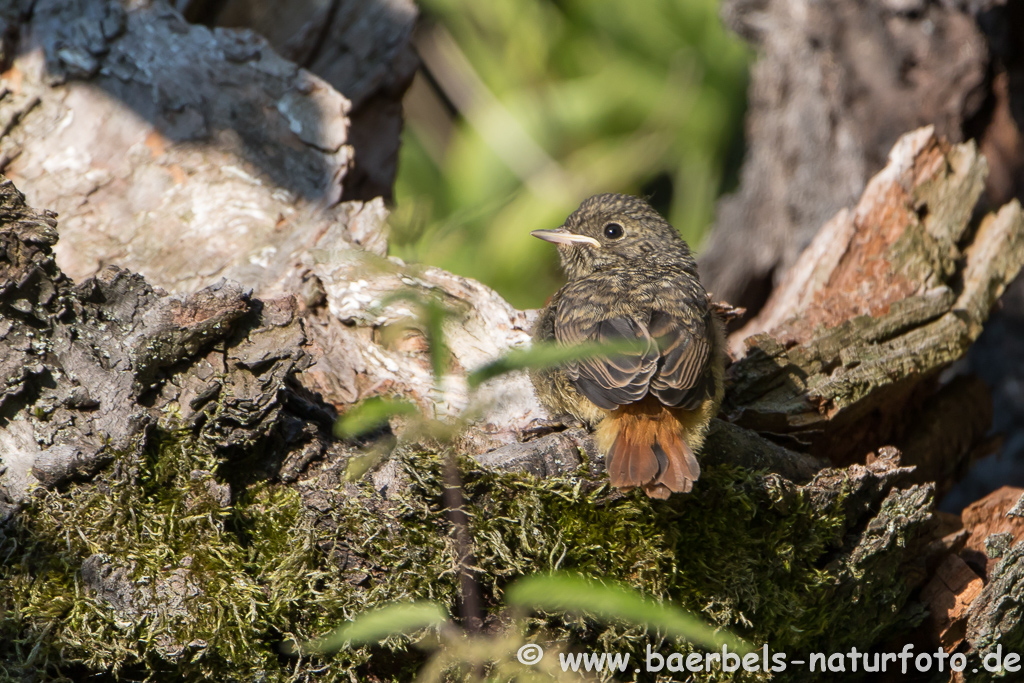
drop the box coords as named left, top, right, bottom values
left=530, top=228, right=600, bottom=248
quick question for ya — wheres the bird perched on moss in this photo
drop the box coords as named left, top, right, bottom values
left=530, top=193, right=725, bottom=499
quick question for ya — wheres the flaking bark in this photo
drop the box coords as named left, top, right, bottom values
left=1, top=2, right=1024, bottom=680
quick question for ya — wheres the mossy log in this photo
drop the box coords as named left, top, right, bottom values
left=0, top=120, right=1020, bottom=679
left=3, top=3, right=1024, bottom=682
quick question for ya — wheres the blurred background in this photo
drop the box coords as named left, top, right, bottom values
left=389, top=0, right=750, bottom=308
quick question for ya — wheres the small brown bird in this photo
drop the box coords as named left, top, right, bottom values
left=530, top=193, right=725, bottom=499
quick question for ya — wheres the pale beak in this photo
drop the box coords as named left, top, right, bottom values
left=530, top=228, right=600, bottom=248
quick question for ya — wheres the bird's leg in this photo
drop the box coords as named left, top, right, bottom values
left=519, top=416, right=585, bottom=441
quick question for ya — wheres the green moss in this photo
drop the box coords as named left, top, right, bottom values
left=379, top=450, right=921, bottom=682
left=0, top=433, right=362, bottom=682
left=0, top=435, right=925, bottom=682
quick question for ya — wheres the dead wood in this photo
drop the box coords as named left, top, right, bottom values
left=0, top=0, right=373, bottom=294
left=1, top=1, right=1024, bottom=679
left=210, top=0, right=419, bottom=201
left=0, top=176, right=332, bottom=508
left=701, top=0, right=998, bottom=315
left=921, top=554, right=984, bottom=653
left=726, top=128, right=1024, bottom=476
left=958, top=488, right=1024, bottom=678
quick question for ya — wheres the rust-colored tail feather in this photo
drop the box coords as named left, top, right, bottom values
left=606, top=430, right=660, bottom=490
left=597, top=401, right=701, bottom=500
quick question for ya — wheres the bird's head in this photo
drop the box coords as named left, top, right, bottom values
left=531, top=193, right=696, bottom=281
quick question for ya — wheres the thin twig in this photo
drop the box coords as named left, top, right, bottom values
left=442, top=453, right=483, bottom=635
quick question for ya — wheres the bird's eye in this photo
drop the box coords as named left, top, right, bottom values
left=603, top=222, right=624, bottom=239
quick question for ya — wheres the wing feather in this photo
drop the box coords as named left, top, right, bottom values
left=554, top=278, right=715, bottom=410
left=554, top=306, right=658, bottom=409
left=648, top=309, right=714, bottom=408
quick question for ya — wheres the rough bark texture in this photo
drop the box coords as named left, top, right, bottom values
left=921, top=553, right=983, bottom=653
left=700, top=0, right=1024, bottom=533
left=960, top=488, right=1024, bottom=679
left=702, top=0, right=994, bottom=314
left=686, top=1, right=1024, bottom=672
left=212, top=0, right=419, bottom=201
left=726, top=128, right=1024, bottom=474
left=692, top=0, right=1024, bottom=667
left=0, top=0, right=387, bottom=294
left=3, top=2, right=1024, bottom=681
left=0, top=176, right=332, bottom=510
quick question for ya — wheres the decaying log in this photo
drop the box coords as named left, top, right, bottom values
left=700, top=0, right=1024, bottom=569
left=0, top=176, right=332, bottom=509
left=212, top=0, right=419, bottom=201
left=959, top=486, right=1024, bottom=579
left=3, top=2, right=1024, bottom=679
left=959, top=489, right=1024, bottom=678
left=921, top=553, right=984, bottom=653
left=7, top=2, right=1013, bottom=482
left=726, top=128, right=1024, bottom=474
left=0, top=0, right=390, bottom=294
left=701, top=0, right=997, bottom=314
left=688, top=0, right=1024, bottom=670
left=906, top=486, right=1024, bottom=673
left=280, top=237, right=543, bottom=457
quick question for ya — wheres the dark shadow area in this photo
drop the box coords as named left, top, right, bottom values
left=946, top=0, right=1024, bottom=513
left=948, top=275, right=1024, bottom=512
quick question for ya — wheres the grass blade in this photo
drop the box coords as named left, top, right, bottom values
left=334, top=397, right=419, bottom=439
left=506, top=573, right=749, bottom=653
left=467, top=338, right=649, bottom=388
left=303, top=602, right=449, bottom=652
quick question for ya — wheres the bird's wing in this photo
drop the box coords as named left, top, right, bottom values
left=554, top=290, right=659, bottom=410
left=647, top=308, right=714, bottom=410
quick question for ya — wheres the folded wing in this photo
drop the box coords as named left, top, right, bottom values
left=648, top=310, right=713, bottom=410
left=555, top=314, right=659, bottom=409
left=554, top=287, right=713, bottom=410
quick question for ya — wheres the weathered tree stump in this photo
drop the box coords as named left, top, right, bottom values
left=701, top=0, right=1003, bottom=314
left=3, top=2, right=1024, bottom=682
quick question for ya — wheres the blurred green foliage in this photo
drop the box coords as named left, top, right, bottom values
left=391, top=0, right=750, bottom=309
left=301, top=573, right=747, bottom=682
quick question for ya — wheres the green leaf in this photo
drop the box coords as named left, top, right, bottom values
left=467, top=338, right=649, bottom=388
left=374, top=290, right=455, bottom=382
left=333, top=397, right=420, bottom=439
left=420, top=296, right=452, bottom=381
left=506, top=573, right=749, bottom=653
left=303, top=602, right=449, bottom=652
left=344, top=438, right=398, bottom=481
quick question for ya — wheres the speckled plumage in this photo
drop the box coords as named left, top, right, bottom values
left=530, top=193, right=725, bottom=499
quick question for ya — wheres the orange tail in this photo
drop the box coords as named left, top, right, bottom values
left=596, top=400, right=700, bottom=500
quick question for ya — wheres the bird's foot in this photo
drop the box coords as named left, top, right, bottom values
left=519, top=417, right=584, bottom=441
left=642, top=482, right=673, bottom=500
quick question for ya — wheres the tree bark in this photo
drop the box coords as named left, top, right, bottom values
left=209, top=0, right=419, bottom=201
left=3, top=1, right=1024, bottom=681
left=701, top=0, right=998, bottom=316
left=1, top=0, right=371, bottom=293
